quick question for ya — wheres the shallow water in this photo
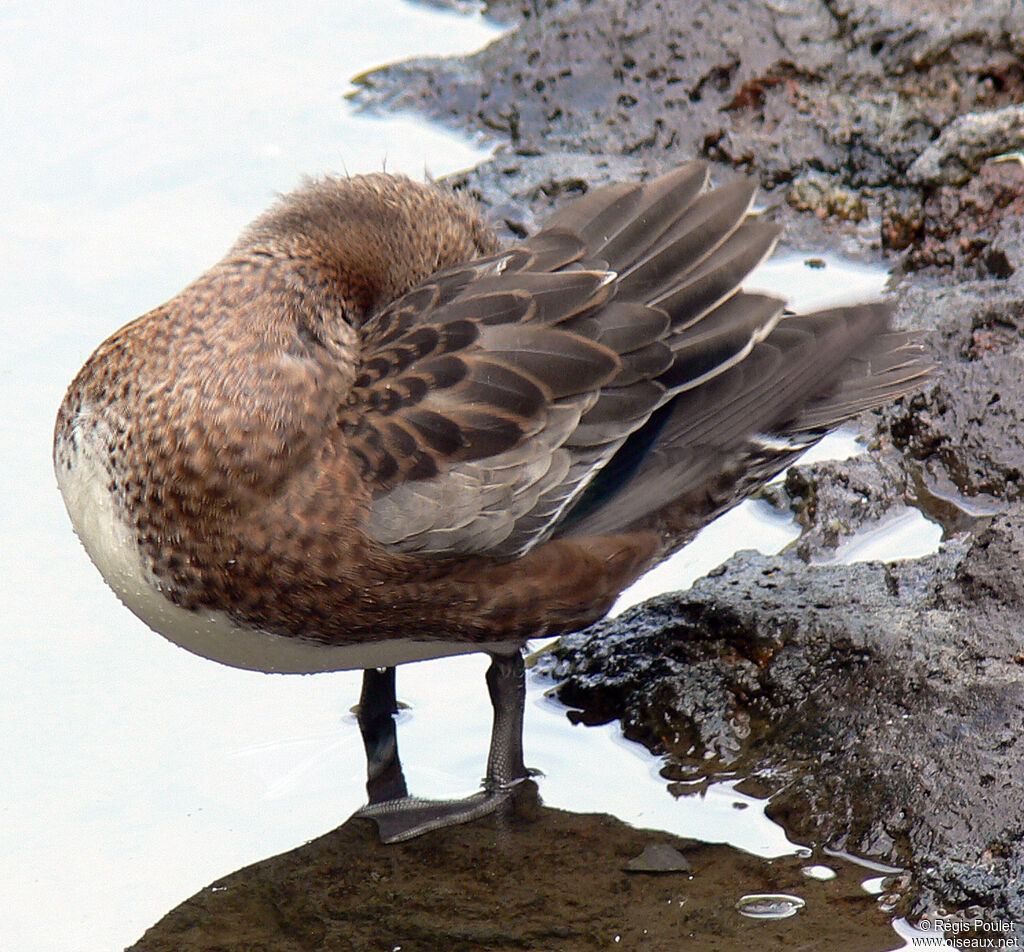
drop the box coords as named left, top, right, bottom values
left=1, top=4, right=940, bottom=950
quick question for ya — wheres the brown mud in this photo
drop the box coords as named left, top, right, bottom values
left=129, top=788, right=904, bottom=952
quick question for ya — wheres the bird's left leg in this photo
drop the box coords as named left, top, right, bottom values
left=356, top=666, right=408, bottom=805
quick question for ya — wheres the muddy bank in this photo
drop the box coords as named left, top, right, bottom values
left=129, top=791, right=903, bottom=952
left=357, top=0, right=1023, bottom=190
left=349, top=0, right=1024, bottom=935
left=356, top=0, right=1024, bottom=272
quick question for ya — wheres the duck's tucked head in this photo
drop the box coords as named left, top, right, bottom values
left=233, top=173, right=500, bottom=329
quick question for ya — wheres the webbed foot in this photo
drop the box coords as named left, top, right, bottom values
left=355, top=778, right=533, bottom=843
left=353, top=649, right=533, bottom=843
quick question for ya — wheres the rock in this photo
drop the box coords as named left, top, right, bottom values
left=356, top=0, right=1024, bottom=280
left=902, top=159, right=1024, bottom=278
left=537, top=514, right=1024, bottom=933
left=625, top=842, right=693, bottom=873
left=908, top=105, right=1024, bottom=186
left=354, top=0, right=1024, bottom=196
left=767, top=448, right=914, bottom=563
left=884, top=280, right=1024, bottom=501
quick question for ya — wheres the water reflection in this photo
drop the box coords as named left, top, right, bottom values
left=355, top=654, right=532, bottom=845
left=823, top=507, right=943, bottom=565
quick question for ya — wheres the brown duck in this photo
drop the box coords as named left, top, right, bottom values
left=54, top=163, right=929, bottom=841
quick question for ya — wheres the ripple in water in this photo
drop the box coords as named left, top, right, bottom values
left=736, top=893, right=807, bottom=920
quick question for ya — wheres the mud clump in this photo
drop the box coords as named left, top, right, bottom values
left=129, top=799, right=901, bottom=952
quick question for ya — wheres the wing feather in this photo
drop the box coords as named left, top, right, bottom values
left=345, top=165, right=927, bottom=560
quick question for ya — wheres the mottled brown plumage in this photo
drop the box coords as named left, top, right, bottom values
left=54, top=164, right=929, bottom=840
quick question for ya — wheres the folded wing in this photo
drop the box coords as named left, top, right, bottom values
left=347, top=163, right=927, bottom=560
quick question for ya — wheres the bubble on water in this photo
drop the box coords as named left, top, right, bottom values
left=877, top=892, right=902, bottom=913
left=862, top=876, right=889, bottom=895
left=801, top=864, right=838, bottom=881
left=736, top=893, right=806, bottom=919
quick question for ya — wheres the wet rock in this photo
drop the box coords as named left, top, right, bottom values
left=481, top=0, right=563, bottom=24
left=765, top=448, right=914, bottom=562
left=884, top=280, right=1024, bottom=500
left=359, top=0, right=1024, bottom=278
left=356, top=0, right=804, bottom=171
left=537, top=512, right=1024, bottom=934
left=903, top=159, right=1024, bottom=277
left=534, top=269, right=1024, bottom=923
left=788, top=170, right=868, bottom=222
left=908, top=105, right=1024, bottom=186
left=357, top=0, right=1023, bottom=194
left=540, top=593, right=764, bottom=760
left=880, top=188, right=925, bottom=252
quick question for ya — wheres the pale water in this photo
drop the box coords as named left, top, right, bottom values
left=0, top=3, right=940, bottom=949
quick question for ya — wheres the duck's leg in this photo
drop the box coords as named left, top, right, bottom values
left=354, top=648, right=532, bottom=843
left=484, top=648, right=528, bottom=789
left=357, top=666, right=408, bottom=804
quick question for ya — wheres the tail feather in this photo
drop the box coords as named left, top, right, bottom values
left=557, top=303, right=932, bottom=543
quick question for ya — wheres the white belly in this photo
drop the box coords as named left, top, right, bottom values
left=54, top=427, right=516, bottom=674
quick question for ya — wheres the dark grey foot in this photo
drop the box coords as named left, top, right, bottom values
left=355, top=784, right=527, bottom=843
left=354, top=649, right=533, bottom=843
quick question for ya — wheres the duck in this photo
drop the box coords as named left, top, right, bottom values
left=54, top=162, right=929, bottom=842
